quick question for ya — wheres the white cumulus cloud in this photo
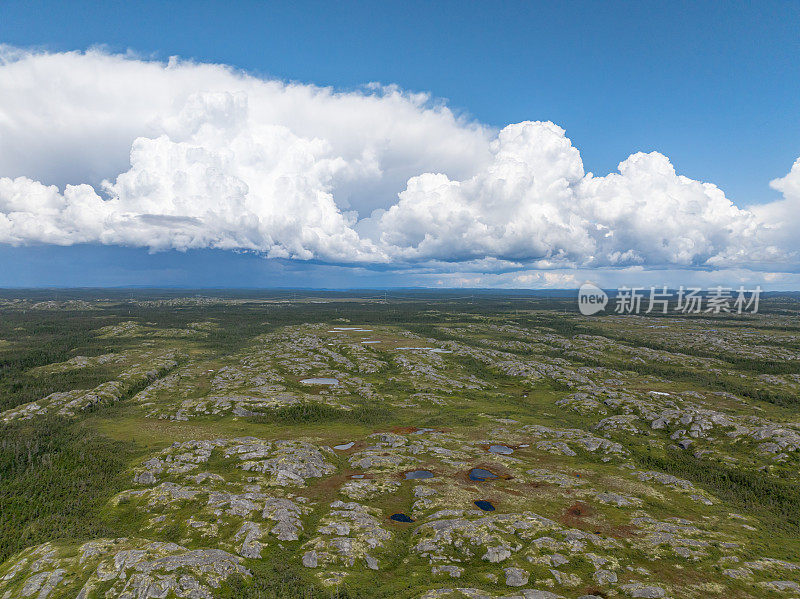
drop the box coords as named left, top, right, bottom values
left=374, top=121, right=777, bottom=268
left=0, top=47, right=798, bottom=274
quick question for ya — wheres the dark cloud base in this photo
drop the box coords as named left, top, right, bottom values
left=0, top=245, right=404, bottom=289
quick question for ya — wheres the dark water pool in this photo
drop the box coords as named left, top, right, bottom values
left=390, top=513, right=415, bottom=523
left=469, top=468, right=498, bottom=482
left=474, top=500, right=495, bottom=511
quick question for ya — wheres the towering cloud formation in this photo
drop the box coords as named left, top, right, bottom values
left=375, top=122, right=768, bottom=267
left=0, top=48, right=796, bottom=273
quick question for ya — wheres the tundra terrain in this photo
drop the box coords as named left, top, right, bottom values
left=1, top=291, right=799, bottom=599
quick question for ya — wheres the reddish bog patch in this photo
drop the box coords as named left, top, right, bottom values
left=559, top=501, right=595, bottom=527
left=391, top=426, right=419, bottom=434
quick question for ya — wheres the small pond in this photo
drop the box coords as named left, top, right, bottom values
left=469, top=468, right=498, bottom=482
left=405, top=469, right=435, bottom=480
left=390, top=513, right=415, bottom=523
left=334, top=442, right=355, bottom=450
left=488, top=444, right=513, bottom=455
left=474, top=500, right=495, bottom=511
left=411, top=428, right=435, bottom=435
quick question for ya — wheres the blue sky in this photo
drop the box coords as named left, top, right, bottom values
left=1, top=1, right=799, bottom=288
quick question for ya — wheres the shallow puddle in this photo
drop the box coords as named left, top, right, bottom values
left=396, top=347, right=452, bottom=353
left=488, top=444, right=513, bottom=455
left=469, top=468, right=497, bottom=482
left=405, top=469, right=434, bottom=480
left=334, top=442, right=355, bottom=450
left=300, top=377, right=339, bottom=385
left=474, top=500, right=495, bottom=511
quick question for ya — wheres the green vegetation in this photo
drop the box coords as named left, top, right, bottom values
left=0, top=290, right=799, bottom=598
left=250, top=401, right=394, bottom=426
left=635, top=446, right=800, bottom=536
left=0, top=415, right=134, bottom=562
left=219, top=564, right=369, bottom=599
